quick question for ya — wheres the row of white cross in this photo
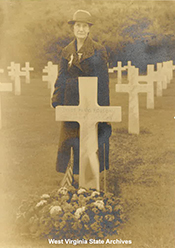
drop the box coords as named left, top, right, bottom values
left=1, top=62, right=34, bottom=94
left=109, top=60, right=175, bottom=134
left=0, top=62, right=34, bottom=129
left=42, top=60, right=175, bottom=135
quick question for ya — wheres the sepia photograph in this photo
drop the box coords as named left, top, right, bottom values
left=0, top=0, right=175, bottom=247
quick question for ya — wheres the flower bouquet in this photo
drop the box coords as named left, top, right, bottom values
left=16, top=186, right=124, bottom=239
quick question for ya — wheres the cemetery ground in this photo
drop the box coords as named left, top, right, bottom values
left=0, top=72, right=175, bottom=248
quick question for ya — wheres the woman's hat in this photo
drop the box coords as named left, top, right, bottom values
left=68, top=10, right=93, bottom=25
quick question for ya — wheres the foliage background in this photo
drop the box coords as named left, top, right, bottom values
left=0, top=0, right=175, bottom=71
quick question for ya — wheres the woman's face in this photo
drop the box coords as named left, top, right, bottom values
left=73, top=22, right=90, bottom=40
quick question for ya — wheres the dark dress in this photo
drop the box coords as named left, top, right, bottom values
left=51, top=36, right=111, bottom=174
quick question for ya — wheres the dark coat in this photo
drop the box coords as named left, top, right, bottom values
left=52, top=36, right=111, bottom=174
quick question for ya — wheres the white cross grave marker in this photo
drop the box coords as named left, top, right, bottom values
left=21, top=62, right=34, bottom=84
left=116, top=61, right=125, bottom=84
left=0, top=82, right=12, bottom=129
left=108, top=61, right=132, bottom=84
left=155, top=63, right=163, bottom=97
left=114, top=62, right=127, bottom=84
left=42, top=61, right=53, bottom=88
left=124, top=61, right=135, bottom=81
left=116, top=67, right=153, bottom=134
left=126, top=61, right=132, bottom=69
left=7, top=62, right=15, bottom=80
left=166, top=60, right=174, bottom=82
left=55, top=77, right=122, bottom=190
left=162, top=62, right=170, bottom=89
left=14, top=63, right=26, bottom=95
left=134, top=64, right=154, bottom=109
left=165, top=61, right=173, bottom=83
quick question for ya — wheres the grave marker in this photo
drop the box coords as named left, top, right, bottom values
left=114, top=61, right=127, bottom=84
left=125, top=61, right=132, bottom=69
left=124, top=61, right=135, bottom=81
left=14, top=63, right=26, bottom=95
left=162, top=62, right=169, bottom=89
left=56, top=77, right=122, bottom=190
left=42, top=61, right=53, bottom=88
left=21, top=62, right=34, bottom=84
left=167, top=60, right=174, bottom=82
left=116, top=67, right=153, bottom=134
left=108, top=61, right=133, bottom=83
left=155, top=63, right=163, bottom=97
left=0, top=82, right=12, bottom=129
left=134, top=65, right=154, bottom=109
left=7, top=62, right=16, bottom=80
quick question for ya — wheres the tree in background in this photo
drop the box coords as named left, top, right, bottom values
left=0, top=0, right=175, bottom=72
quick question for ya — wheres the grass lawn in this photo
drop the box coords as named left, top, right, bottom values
left=0, top=72, right=175, bottom=248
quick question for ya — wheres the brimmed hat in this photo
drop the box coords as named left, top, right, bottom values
left=68, top=10, right=93, bottom=25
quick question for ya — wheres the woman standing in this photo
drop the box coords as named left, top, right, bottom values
left=51, top=10, right=111, bottom=183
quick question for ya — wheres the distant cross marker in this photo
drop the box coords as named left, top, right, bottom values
left=14, top=63, right=26, bottom=95
left=56, top=77, right=122, bottom=190
left=155, top=63, right=163, bottom=97
left=116, top=67, right=153, bottom=134
left=162, top=62, right=169, bottom=89
left=124, top=61, right=135, bottom=81
left=135, top=64, right=155, bottom=109
left=115, top=62, right=127, bottom=84
left=108, top=61, right=128, bottom=84
left=7, top=62, right=15, bottom=80
left=0, top=82, right=12, bottom=129
left=42, top=61, right=54, bottom=88
left=166, top=60, right=174, bottom=83
left=21, top=62, right=34, bottom=84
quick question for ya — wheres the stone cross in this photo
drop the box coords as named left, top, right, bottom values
left=162, top=62, right=170, bottom=89
left=55, top=77, right=122, bottom=190
left=168, top=60, right=175, bottom=80
left=124, top=61, right=135, bottom=81
left=42, top=61, right=53, bottom=88
left=116, top=61, right=127, bottom=84
left=147, top=63, right=168, bottom=97
left=116, top=67, right=152, bottom=134
left=14, top=63, right=26, bottom=95
left=126, top=61, right=132, bottom=68
left=21, top=62, right=34, bottom=84
left=135, top=64, right=155, bottom=109
left=165, top=60, right=174, bottom=83
left=155, top=63, right=163, bottom=97
left=108, top=61, right=131, bottom=84
left=7, top=62, right=15, bottom=80
left=0, top=82, right=12, bottom=129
